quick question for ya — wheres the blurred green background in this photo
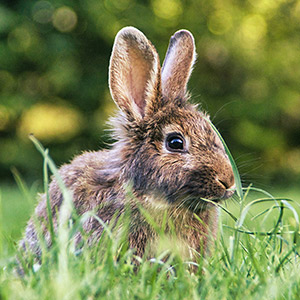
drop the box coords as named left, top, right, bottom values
left=0, top=0, right=300, bottom=189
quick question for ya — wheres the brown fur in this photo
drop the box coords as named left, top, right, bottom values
left=21, top=27, right=235, bottom=262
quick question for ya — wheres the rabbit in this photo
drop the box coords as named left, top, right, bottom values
left=20, top=26, right=235, bottom=262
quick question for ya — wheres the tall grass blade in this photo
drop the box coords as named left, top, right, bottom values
left=282, top=200, right=299, bottom=244
left=201, top=198, right=238, bottom=222
left=204, top=117, right=243, bottom=199
left=275, top=245, right=298, bottom=273
left=29, top=134, right=74, bottom=298
left=43, top=149, right=55, bottom=246
left=245, top=236, right=266, bottom=283
left=11, top=167, right=33, bottom=205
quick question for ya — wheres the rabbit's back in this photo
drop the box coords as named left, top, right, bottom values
left=21, top=149, right=125, bottom=255
left=47, top=149, right=123, bottom=214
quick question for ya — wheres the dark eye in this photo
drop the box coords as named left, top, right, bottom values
left=166, top=133, right=187, bottom=153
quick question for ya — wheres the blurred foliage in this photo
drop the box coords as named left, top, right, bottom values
left=0, top=0, right=299, bottom=187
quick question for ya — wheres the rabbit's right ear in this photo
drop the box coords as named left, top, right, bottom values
left=161, top=30, right=196, bottom=101
left=109, top=27, right=161, bottom=120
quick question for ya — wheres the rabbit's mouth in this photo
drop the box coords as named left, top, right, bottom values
left=220, top=185, right=236, bottom=200
left=209, top=185, right=236, bottom=203
left=174, top=182, right=236, bottom=206
left=174, top=184, right=236, bottom=212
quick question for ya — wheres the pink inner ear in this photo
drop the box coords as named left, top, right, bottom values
left=128, top=66, right=146, bottom=116
left=109, top=27, right=161, bottom=119
left=127, top=47, right=153, bottom=116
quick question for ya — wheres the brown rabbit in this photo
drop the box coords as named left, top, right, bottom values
left=21, top=27, right=235, bottom=261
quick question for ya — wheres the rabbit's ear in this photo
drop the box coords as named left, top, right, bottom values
left=161, top=30, right=196, bottom=101
left=109, top=27, right=161, bottom=120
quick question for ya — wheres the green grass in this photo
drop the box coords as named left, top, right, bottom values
left=0, top=136, right=299, bottom=299
left=0, top=182, right=300, bottom=299
left=0, top=182, right=38, bottom=259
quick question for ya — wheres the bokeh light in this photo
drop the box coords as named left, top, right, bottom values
left=238, top=14, right=267, bottom=49
left=152, top=0, right=183, bottom=20
left=208, top=10, right=233, bottom=35
left=203, top=40, right=229, bottom=67
left=18, top=103, right=83, bottom=142
left=52, top=6, right=78, bottom=32
left=8, top=27, right=32, bottom=53
left=32, top=1, right=54, bottom=24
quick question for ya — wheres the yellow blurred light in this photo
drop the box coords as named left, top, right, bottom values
left=208, top=10, right=233, bottom=35
left=18, top=102, right=83, bottom=142
left=152, top=0, right=183, bottom=20
left=52, top=6, right=77, bottom=33
left=293, top=1, right=300, bottom=22
left=248, top=0, right=291, bottom=14
left=239, top=14, right=267, bottom=47
left=8, top=27, right=32, bottom=52
left=248, top=0, right=277, bottom=14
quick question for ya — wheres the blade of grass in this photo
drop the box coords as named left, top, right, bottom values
left=11, top=167, right=34, bottom=205
left=251, top=206, right=278, bottom=221
left=275, top=244, right=298, bottom=273
left=282, top=200, right=299, bottom=244
left=43, top=149, right=55, bottom=247
left=245, top=235, right=266, bottom=283
left=200, top=198, right=238, bottom=222
left=204, top=117, right=243, bottom=199
left=244, top=186, right=276, bottom=199
left=223, top=226, right=281, bottom=236
left=236, top=198, right=294, bottom=229
left=29, top=135, right=71, bottom=200
left=29, top=134, right=75, bottom=298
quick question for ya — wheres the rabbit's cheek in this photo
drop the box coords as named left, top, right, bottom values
left=181, top=165, right=232, bottom=201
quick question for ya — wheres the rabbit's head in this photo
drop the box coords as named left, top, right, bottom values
left=109, top=27, right=235, bottom=211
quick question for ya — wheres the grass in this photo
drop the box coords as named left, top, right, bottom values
left=0, top=184, right=300, bottom=299
left=0, top=136, right=299, bottom=299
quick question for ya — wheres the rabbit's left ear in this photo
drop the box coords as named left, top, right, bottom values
left=109, top=27, right=161, bottom=120
left=161, top=30, right=196, bottom=101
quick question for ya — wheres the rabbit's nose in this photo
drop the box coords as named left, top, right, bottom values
left=217, top=174, right=235, bottom=190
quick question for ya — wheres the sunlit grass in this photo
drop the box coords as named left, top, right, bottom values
left=0, top=137, right=299, bottom=299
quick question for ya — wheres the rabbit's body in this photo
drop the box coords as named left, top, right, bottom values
left=21, top=27, right=235, bottom=262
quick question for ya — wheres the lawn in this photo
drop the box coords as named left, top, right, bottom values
left=0, top=179, right=299, bottom=299
left=0, top=136, right=299, bottom=300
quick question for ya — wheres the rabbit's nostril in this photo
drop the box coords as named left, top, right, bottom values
left=218, top=179, right=229, bottom=189
left=217, top=178, right=235, bottom=191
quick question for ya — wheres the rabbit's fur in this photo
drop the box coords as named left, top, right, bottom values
left=21, top=27, right=235, bottom=261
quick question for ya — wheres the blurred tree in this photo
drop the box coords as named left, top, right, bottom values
left=0, top=0, right=299, bottom=187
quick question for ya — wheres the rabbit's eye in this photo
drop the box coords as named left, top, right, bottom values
left=166, top=133, right=186, bottom=153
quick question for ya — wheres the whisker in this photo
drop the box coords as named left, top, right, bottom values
left=211, top=101, right=237, bottom=123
